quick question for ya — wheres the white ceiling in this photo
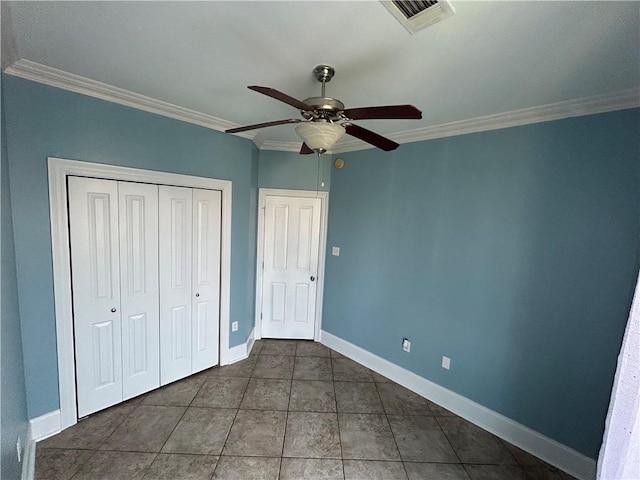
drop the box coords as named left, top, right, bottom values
left=2, top=1, right=639, bottom=149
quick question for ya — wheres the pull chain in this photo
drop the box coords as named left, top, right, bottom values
left=316, top=152, right=321, bottom=196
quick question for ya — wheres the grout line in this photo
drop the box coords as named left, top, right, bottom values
left=328, top=349, right=346, bottom=480
left=92, top=398, right=144, bottom=451
left=210, top=379, right=249, bottom=479
left=37, top=341, right=569, bottom=479
left=373, top=380, right=409, bottom=479
left=434, top=415, right=467, bottom=466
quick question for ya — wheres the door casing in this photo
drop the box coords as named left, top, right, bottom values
left=254, top=188, right=329, bottom=341
left=48, top=157, right=232, bottom=430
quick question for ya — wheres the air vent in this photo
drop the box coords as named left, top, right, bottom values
left=382, top=0, right=455, bottom=34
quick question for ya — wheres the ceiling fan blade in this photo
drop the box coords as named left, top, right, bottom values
left=226, top=118, right=301, bottom=134
left=248, top=86, right=314, bottom=111
left=343, top=104, right=422, bottom=120
left=344, top=123, right=399, bottom=151
left=300, top=143, right=314, bottom=155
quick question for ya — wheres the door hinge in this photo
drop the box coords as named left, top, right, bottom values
left=260, top=312, right=263, bottom=320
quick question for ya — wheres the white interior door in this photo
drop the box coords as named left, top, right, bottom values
left=68, top=177, right=123, bottom=417
left=118, top=181, right=160, bottom=400
left=191, top=188, right=222, bottom=373
left=159, top=185, right=193, bottom=385
left=261, top=195, right=322, bottom=339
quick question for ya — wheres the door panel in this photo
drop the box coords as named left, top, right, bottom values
left=262, top=195, right=321, bottom=339
left=118, top=182, right=160, bottom=400
left=159, top=186, right=193, bottom=384
left=68, top=176, right=122, bottom=417
left=191, top=188, right=221, bottom=373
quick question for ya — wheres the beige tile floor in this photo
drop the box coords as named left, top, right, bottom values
left=35, top=339, right=577, bottom=479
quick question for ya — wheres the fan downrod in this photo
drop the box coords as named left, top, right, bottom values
left=301, top=65, right=344, bottom=121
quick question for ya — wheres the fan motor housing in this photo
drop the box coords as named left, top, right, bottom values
left=301, top=96, right=345, bottom=120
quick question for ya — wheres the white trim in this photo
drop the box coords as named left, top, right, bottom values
left=222, top=327, right=255, bottom=365
left=21, top=424, right=35, bottom=480
left=5, top=60, right=637, bottom=156
left=29, top=410, right=61, bottom=443
left=4, top=59, right=254, bottom=143
left=254, top=188, right=329, bottom=342
left=320, top=330, right=597, bottom=480
left=332, top=87, right=640, bottom=154
left=256, top=139, right=301, bottom=153
left=245, top=327, right=256, bottom=356
left=48, top=157, right=232, bottom=430
left=225, top=343, right=248, bottom=365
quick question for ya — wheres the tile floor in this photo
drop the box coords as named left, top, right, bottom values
left=36, top=340, right=577, bottom=480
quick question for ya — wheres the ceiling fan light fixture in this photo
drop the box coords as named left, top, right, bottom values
left=295, top=122, right=345, bottom=154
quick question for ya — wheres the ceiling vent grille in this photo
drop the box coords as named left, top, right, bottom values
left=382, top=0, right=455, bottom=34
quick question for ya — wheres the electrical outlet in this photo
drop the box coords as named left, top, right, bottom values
left=402, top=338, right=411, bottom=352
left=442, top=356, right=451, bottom=370
left=231, top=321, right=238, bottom=332
left=332, top=246, right=340, bottom=256
left=16, top=436, right=22, bottom=463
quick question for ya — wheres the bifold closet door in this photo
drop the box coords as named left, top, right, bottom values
left=159, top=186, right=221, bottom=384
left=159, top=186, right=193, bottom=384
left=118, top=182, right=160, bottom=400
left=191, top=188, right=222, bottom=373
left=69, top=177, right=160, bottom=417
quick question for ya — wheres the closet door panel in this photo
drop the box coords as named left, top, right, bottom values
left=119, top=182, right=160, bottom=399
left=159, top=185, right=193, bottom=385
left=191, top=188, right=222, bottom=373
left=68, top=176, right=122, bottom=417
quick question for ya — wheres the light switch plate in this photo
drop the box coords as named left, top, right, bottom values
left=442, top=356, right=451, bottom=369
left=332, top=246, right=340, bottom=256
left=232, top=321, right=238, bottom=332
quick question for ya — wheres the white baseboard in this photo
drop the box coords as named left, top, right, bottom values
left=30, top=410, right=61, bottom=442
left=223, top=343, right=246, bottom=365
left=223, top=328, right=256, bottom=365
left=22, top=409, right=61, bottom=479
left=320, top=330, right=596, bottom=480
left=21, top=424, right=35, bottom=480
left=245, top=328, right=256, bottom=356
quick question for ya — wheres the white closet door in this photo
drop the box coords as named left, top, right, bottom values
left=118, top=182, right=160, bottom=400
left=159, top=186, right=193, bottom=385
left=68, top=177, right=122, bottom=417
left=191, top=188, right=222, bottom=373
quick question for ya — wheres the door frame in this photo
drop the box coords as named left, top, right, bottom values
left=48, top=157, right=233, bottom=430
left=254, top=188, right=329, bottom=341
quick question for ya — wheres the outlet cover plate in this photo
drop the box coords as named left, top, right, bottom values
left=231, top=321, right=238, bottom=332
left=442, top=356, right=451, bottom=369
left=332, top=246, right=340, bottom=256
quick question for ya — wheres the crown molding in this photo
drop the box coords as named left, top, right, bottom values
left=5, top=59, right=638, bottom=155
left=3, top=58, right=256, bottom=142
left=258, top=139, right=302, bottom=153
left=333, top=87, right=640, bottom=154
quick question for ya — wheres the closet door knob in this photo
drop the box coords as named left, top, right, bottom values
left=111, top=308, right=117, bottom=313
left=195, top=293, right=200, bottom=297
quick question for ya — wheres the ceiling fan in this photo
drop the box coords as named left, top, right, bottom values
left=226, top=65, right=422, bottom=154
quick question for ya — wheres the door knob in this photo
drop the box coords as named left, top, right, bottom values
left=195, top=293, right=200, bottom=297
left=111, top=308, right=117, bottom=313
left=310, top=276, right=316, bottom=282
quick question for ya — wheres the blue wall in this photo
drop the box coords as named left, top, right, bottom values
left=3, top=70, right=639, bottom=462
left=1, top=85, right=29, bottom=480
left=258, top=149, right=332, bottom=191
left=2, top=75, right=258, bottom=419
left=323, top=109, right=640, bottom=459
